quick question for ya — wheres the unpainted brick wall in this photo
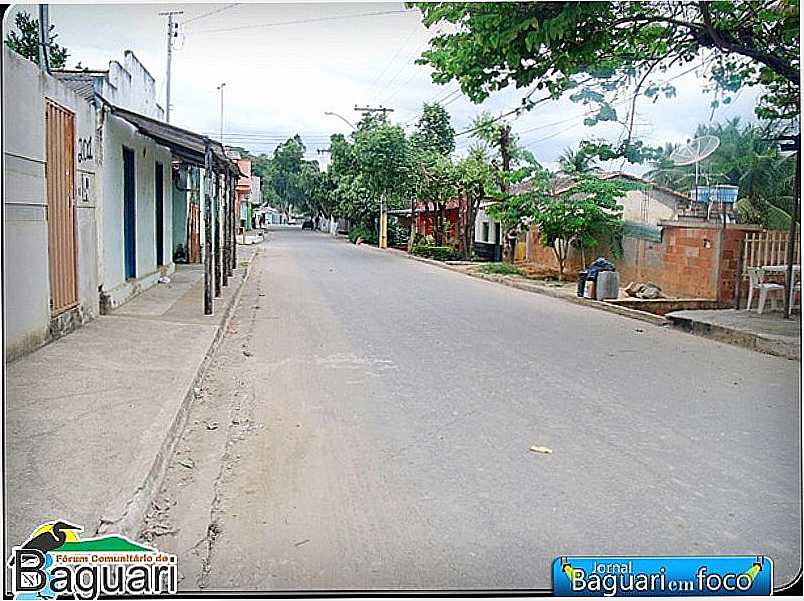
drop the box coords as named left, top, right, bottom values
left=523, top=223, right=761, bottom=300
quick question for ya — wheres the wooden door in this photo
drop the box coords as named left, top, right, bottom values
left=45, top=100, right=78, bottom=314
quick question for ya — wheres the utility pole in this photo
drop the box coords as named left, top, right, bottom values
left=354, top=105, right=394, bottom=119
left=780, top=134, right=801, bottom=319
left=217, top=83, right=226, bottom=146
left=499, top=124, right=513, bottom=263
left=38, top=4, right=50, bottom=74
left=159, top=10, right=183, bottom=123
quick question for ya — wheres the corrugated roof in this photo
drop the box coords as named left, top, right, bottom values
left=107, top=103, right=241, bottom=175
left=52, top=71, right=103, bottom=101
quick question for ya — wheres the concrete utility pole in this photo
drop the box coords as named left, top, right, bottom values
left=217, top=83, right=226, bottom=145
left=499, top=124, right=513, bottom=263
left=38, top=4, right=50, bottom=74
left=160, top=10, right=183, bottom=123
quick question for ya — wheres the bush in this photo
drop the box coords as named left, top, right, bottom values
left=349, top=224, right=377, bottom=245
left=411, top=244, right=459, bottom=261
left=479, top=262, right=524, bottom=276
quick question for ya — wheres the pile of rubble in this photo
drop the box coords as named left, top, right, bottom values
left=625, top=281, right=666, bottom=299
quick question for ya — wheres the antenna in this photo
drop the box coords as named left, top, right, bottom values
left=669, top=135, right=721, bottom=201
left=668, top=135, right=720, bottom=166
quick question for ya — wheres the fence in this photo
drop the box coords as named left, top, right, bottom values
left=741, top=230, right=800, bottom=275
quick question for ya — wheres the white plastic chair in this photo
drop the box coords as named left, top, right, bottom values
left=746, top=268, right=784, bottom=314
left=788, top=270, right=801, bottom=311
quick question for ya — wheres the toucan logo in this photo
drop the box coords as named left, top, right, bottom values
left=6, top=519, right=177, bottom=599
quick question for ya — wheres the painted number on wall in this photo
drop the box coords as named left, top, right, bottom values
left=77, top=173, right=93, bottom=203
left=77, top=137, right=93, bottom=163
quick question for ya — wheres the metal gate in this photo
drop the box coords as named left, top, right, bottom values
left=45, top=100, right=78, bottom=314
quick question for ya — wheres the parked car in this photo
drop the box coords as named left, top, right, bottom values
left=301, top=219, right=314, bottom=230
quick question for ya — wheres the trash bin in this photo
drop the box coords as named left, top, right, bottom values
left=596, top=270, right=620, bottom=300
left=576, top=270, right=588, bottom=297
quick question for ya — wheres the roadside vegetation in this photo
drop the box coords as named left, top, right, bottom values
left=228, top=1, right=798, bottom=262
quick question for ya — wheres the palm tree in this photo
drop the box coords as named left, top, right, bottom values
left=558, top=146, right=599, bottom=174
left=646, top=119, right=796, bottom=228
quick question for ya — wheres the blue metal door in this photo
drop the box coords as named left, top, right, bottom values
left=123, top=147, right=136, bottom=279
left=155, top=162, right=164, bottom=266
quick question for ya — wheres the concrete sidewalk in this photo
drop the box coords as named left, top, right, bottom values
left=4, top=245, right=258, bottom=558
left=667, top=309, right=801, bottom=360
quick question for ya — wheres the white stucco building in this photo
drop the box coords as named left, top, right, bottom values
left=3, top=48, right=101, bottom=360
left=55, top=51, right=177, bottom=310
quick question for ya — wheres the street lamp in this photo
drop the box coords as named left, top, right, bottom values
left=217, top=83, right=226, bottom=146
left=324, top=111, right=356, bottom=131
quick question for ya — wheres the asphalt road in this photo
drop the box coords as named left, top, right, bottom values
left=157, top=227, right=801, bottom=591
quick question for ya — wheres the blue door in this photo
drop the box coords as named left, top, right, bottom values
left=123, top=147, right=136, bottom=279
left=155, top=162, right=164, bottom=266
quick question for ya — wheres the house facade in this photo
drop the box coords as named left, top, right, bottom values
left=5, top=48, right=240, bottom=360
left=56, top=51, right=177, bottom=310
left=4, top=48, right=101, bottom=360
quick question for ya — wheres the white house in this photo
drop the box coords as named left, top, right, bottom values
left=3, top=48, right=101, bottom=360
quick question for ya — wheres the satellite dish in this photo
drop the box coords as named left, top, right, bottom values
left=669, top=135, right=720, bottom=166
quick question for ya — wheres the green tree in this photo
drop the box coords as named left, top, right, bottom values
left=410, top=102, right=456, bottom=156
left=352, top=119, right=414, bottom=235
left=644, top=118, right=797, bottom=228
left=558, top=146, right=599, bottom=174
left=489, top=171, right=626, bottom=279
left=416, top=155, right=460, bottom=246
left=411, top=1, right=800, bottom=160
left=470, top=112, right=539, bottom=262
left=410, top=102, right=457, bottom=248
left=455, top=148, right=494, bottom=259
left=5, top=11, right=69, bottom=69
left=265, top=135, right=306, bottom=219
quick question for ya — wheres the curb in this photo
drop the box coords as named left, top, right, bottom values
left=351, top=241, right=668, bottom=328
left=96, top=248, right=260, bottom=539
left=666, top=313, right=800, bottom=361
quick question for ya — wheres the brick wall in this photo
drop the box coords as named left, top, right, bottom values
left=523, top=221, right=761, bottom=299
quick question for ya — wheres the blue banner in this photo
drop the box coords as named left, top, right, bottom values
left=552, top=555, right=773, bottom=596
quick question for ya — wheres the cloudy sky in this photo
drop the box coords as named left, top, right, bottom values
left=6, top=1, right=762, bottom=172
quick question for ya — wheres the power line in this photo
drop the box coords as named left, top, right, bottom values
left=367, top=19, right=421, bottom=104
left=517, top=56, right=717, bottom=147
left=194, top=9, right=413, bottom=34
left=182, top=3, right=240, bottom=26
left=377, top=29, right=434, bottom=106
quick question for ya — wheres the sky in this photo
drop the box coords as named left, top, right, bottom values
left=6, top=1, right=763, bottom=173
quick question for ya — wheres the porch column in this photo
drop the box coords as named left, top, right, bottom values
left=214, top=169, right=222, bottom=298
left=203, top=141, right=214, bottom=315
left=222, top=169, right=230, bottom=288
left=230, top=171, right=237, bottom=273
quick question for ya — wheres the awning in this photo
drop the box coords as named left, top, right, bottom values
left=106, top=102, right=241, bottom=176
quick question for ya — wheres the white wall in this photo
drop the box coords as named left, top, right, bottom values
left=619, top=188, right=678, bottom=224
left=100, top=112, right=173, bottom=309
left=3, top=48, right=99, bottom=359
left=474, top=205, right=500, bottom=244
left=250, top=175, right=261, bottom=206
left=98, top=51, right=165, bottom=119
